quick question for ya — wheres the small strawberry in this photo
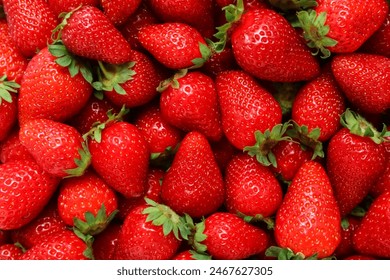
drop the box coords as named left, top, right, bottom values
left=19, top=118, right=91, bottom=178
left=0, top=130, right=34, bottom=163
left=371, top=130, right=390, bottom=197
left=344, top=255, right=377, bottom=260
left=274, top=161, right=341, bottom=259
left=0, top=80, right=18, bottom=142
left=0, top=160, right=59, bottom=230
left=161, top=131, right=225, bottom=218
left=2, top=0, right=58, bottom=58
left=331, top=53, right=390, bottom=115
left=159, top=71, right=223, bottom=142
left=215, top=0, right=270, bottom=10
left=0, top=244, right=23, bottom=260
left=100, top=0, right=142, bottom=26
left=334, top=216, right=361, bottom=259
left=138, top=22, right=211, bottom=69
left=352, top=191, right=390, bottom=258
left=47, top=0, right=99, bottom=17
left=92, top=222, right=121, bottom=260
left=361, top=9, right=390, bottom=57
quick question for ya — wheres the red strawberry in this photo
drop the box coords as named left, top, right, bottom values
left=171, top=250, right=197, bottom=260
left=326, top=110, right=388, bottom=217
left=138, top=22, right=211, bottom=69
left=59, top=5, right=132, bottom=64
left=344, top=255, right=377, bottom=260
left=100, top=0, right=142, bottom=26
left=210, top=136, right=237, bottom=171
left=352, top=191, right=390, bottom=258
left=19, top=118, right=91, bottom=178
left=274, top=161, right=341, bottom=259
left=2, top=0, right=58, bottom=58
left=216, top=0, right=269, bottom=10
left=201, top=212, right=270, bottom=260
left=92, top=222, right=121, bottom=260
left=161, top=131, right=225, bottom=218
left=0, top=129, right=34, bottom=163
left=361, top=9, right=390, bottom=57
left=0, top=89, right=17, bottom=142
left=216, top=70, right=282, bottom=150
left=371, top=131, right=390, bottom=197
left=20, top=229, right=89, bottom=260
left=225, top=153, right=283, bottom=219
left=0, top=160, right=59, bottom=230
left=202, top=47, right=237, bottom=78
left=331, top=53, right=390, bottom=115
left=159, top=71, right=223, bottom=142
left=114, top=204, right=181, bottom=260
left=334, top=216, right=361, bottom=259
left=0, top=244, right=23, bottom=260
left=18, top=47, right=92, bottom=125
left=47, top=0, right=99, bottom=17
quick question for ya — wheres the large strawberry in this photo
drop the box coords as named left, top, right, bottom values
left=2, top=0, right=58, bottom=58
left=100, top=0, right=142, bottom=26
left=47, top=0, right=99, bottom=17
left=18, top=47, right=92, bottom=125
left=326, top=109, right=388, bottom=217
left=274, top=161, right=341, bottom=259
left=331, top=53, right=390, bottom=115
left=159, top=71, right=223, bottom=142
left=161, top=131, right=225, bottom=218
left=0, top=160, right=59, bottom=230
left=19, top=118, right=91, bottom=178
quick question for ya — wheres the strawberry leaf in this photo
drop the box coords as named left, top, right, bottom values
left=64, top=142, right=91, bottom=178
left=0, top=75, right=20, bottom=105
left=189, top=250, right=212, bottom=260
left=265, top=246, right=313, bottom=260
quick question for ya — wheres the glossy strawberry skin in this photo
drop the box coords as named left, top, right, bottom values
left=89, top=122, right=150, bottom=199
left=331, top=53, right=390, bottom=114
left=18, top=47, right=92, bottom=125
left=159, top=71, right=223, bottom=142
left=275, top=161, right=341, bottom=259
left=225, top=153, right=283, bottom=218
left=171, top=250, right=196, bottom=260
left=57, top=171, right=118, bottom=226
left=0, top=130, right=34, bottom=164
left=216, top=70, right=282, bottom=150
left=352, top=192, right=390, bottom=258
left=371, top=134, right=390, bottom=197
left=231, top=8, right=320, bottom=82
left=138, top=22, right=207, bottom=69
left=92, top=222, right=121, bottom=260
left=19, top=119, right=86, bottom=178
left=62, top=5, right=132, bottom=64
left=203, top=212, right=270, bottom=260
left=114, top=205, right=181, bottom=260
left=361, top=10, right=390, bottom=57
left=326, top=128, right=387, bottom=217
left=161, top=131, right=225, bottom=218
left=101, top=0, right=142, bottom=26
left=0, top=93, right=17, bottom=142
left=47, top=0, right=99, bottom=17
left=0, top=244, right=23, bottom=260
left=0, top=160, right=59, bottom=230
left=3, top=0, right=58, bottom=58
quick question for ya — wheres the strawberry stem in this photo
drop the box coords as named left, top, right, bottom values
left=64, top=142, right=91, bottom=178
left=0, top=75, right=20, bottom=105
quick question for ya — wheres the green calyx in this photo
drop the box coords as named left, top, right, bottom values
left=243, top=122, right=293, bottom=168
left=295, top=10, right=337, bottom=59
left=265, top=246, right=318, bottom=260
left=269, top=0, right=318, bottom=11
left=51, top=5, right=82, bottom=43
left=236, top=211, right=275, bottom=230
left=190, top=42, right=212, bottom=69
left=340, top=108, right=390, bottom=145
left=157, top=69, right=188, bottom=93
left=286, top=121, right=324, bottom=159
left=64, top=142, right=91, bottom=178
left=0, top=75, right=20, bottom=105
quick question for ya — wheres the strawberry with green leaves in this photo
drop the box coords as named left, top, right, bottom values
left=0, top=77, right=18, bottom=142
left=101, top=0, right=142, bottom=26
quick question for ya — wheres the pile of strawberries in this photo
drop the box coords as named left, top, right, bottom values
left=0, top=0, right=389, bottom=260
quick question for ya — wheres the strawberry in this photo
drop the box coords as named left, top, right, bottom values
left=216, top=70, right=282, bottom=150
left=138, top=22, right=211, bottom=69
left=326, top=110, right=388, bottom=217
left=161, top=131, right=225, bottom=218
left=57, top=171, right=118, bottom=232
left=361, top=9, right=390, bottom=57
left=201, top=212, right=270, bottom=260
left=331, top=53, right=390, bottom=115
left=57, top=5, right=132, bottom=64
left=225, top=153, right=283, bottom=219
left=100, top=0, right=142, bottom=26
left=47, top=0, right=99, bottom=17
left=334, top=216, right=361, bottom=259
left=0, top=160, right=59, bottom=230
left=114, top=204, right=181, bottom=260
left=92, top=222, right=121, bottom=260
left=18, top=47, right=92, bottom=125
left=19, top=118, right=91, bottom=178
left=0, top=86, right=17, bottom=142
left=210, top=136, right=238, bottom=171
left=0, top=129, right=34, bottom=163
left=146, top=0, right=215, bottom=38
left=20, top=229, right=89, bottom=260
left=172, top=250, right=198, bottom=260
left=352, top=191, right=390, bottom=258
left=215, top=0, right=269, bottom=10
left=0, top=244, right=23, bottom=260
left=344, top=255, right=377, bottom=260
left=371, top=130, right=390, bottom=197
left=202, top=47, right=238, bottom=78
left=274, top=161, right=341, bottom=259
left=296, top=0, right=389, bottom=56
left=159, top=71, right=223, bottom=142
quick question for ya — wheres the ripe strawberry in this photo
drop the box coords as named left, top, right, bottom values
left=225, top=153, right=283, bottom=218
left=161, top=131, right=225, bottom=218
left=215, top=0, right=269, bottom=10
left=202, top=47, right=238, bottom=78
left=201, top=212, right=270, bottom=260
left=159, top=71, right=223, bottom=142
left=334, top=216, right=361, bottom=259
left=2, top=0, right=58, bottom=58
left=352, top=191, right=390, bottom=258
left=216, top=70, right=282, bottom=150
left=331, top=53, right=390, bottom=115
left=138, top=22, right=211, bottom=69
left=0, top=244, right=23, bottom=260
left=88, top=120, right=150, bottom=199
left=0, top=89, right=17, bottom=142
left=20, top=229, right=89, bottom=260
left=274, top=161, right=341, bottom=259
left=114, top=204, right=181, bottom=259
left=371, top=130, right=390, bottom=197
left=92, top=222, right=121, bottom=260
left=210, top=136, right=237, bottom=171
left=19, top=118, right=91, bottom=178
left=344, top=255, right=377, bottom=260
left=18, top=47, right=92, bottom=125
left=58, top=5, right=132, bottom=64
left=101, top=0, right=142, bottom=26
left=47, top=0, right=99, bottom=17
left=0, top=130, right=34, bottom=163
left=361, top=10, right=390, bottom=57
left=326, top=110, right=388, bottom=217
left=0, top=160, right=59, bottom=230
